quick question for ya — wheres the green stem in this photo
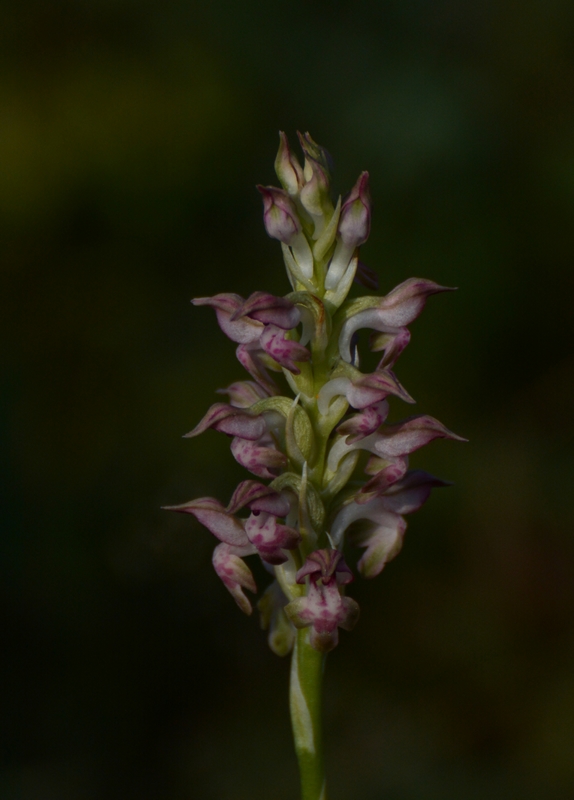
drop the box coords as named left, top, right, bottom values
left=289, top=629, right=327, bottom=800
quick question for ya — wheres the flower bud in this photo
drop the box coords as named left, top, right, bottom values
left=338, top=172, right=371, bottom=247
left=297, top=131, right=333, bottom=179
left=257, top=186, right=301, bottom=244
left=275, top=132, right=304, bottom=196
left=299, top=157, right=331, bottom=221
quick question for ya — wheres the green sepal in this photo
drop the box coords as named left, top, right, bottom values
left=284, top=597, right=309, bottom=629
left=324, top=253, right=359, bottom=311
left=286, top=291, right=330, bottom=352
left=335, top=295, right=382, bottom=321
left=270, top=472, right=326, bottom=533
left=281, top=243, right=315, bottom=292
left=312, top=196, right=341, bottom=263
left=252, top=396, right=315, bottom=466
left=328, top=295, right=381, bottom=360
left=321, top=450, right=360, bottom=500
left=258, top=582, right=296, bottom=657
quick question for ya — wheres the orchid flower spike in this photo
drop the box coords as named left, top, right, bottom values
left=165, top=131, right=464, bottom=799
left=168, top=131, right=463, bottom=654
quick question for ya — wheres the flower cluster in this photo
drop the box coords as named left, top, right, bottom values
left=166, top=132, right=464, bottom=654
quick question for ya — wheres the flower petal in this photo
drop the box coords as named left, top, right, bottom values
left=235, top=344, right=281, bottom=394
left=212, top=542, right=257, bottom=615
left=216, top=380, right=271, bottom=408
left=285, top=579, right=359, bottom=652
left=354, top=514, right=406, bottom=578
left=295, top=549, right=353, bottom=585
left=370, top=327, right=411, bottom=369
left=257, top=185, right=302, bottom=244
left=376, top=277, right=455, bottom=327
left=230, top=436, right=288, bottom=479
left=367, top=415, right=467, bottom=459
left=259, top=324, right=311, bottom=373
left=336, top=400, right=389, bottom=443
left=192, top=293, right=263, bottom=344
left=338, top=279, right=454, bottom=362
left=356, top=457, right=409, bottom=503
left=382, top=469, right=450, bottom=514
left=163, top=497, right=249, bottom=547
left=338, top=171, right=371, bottom=248
left=184, top=402, right=267, bottom=440
left=233, top=291, right=301, bottom=330
left=347, top=370, right=415, bottom=408
left=226, top=480, right=278, bottom=514
left=244, top=511, right=300, bottom=564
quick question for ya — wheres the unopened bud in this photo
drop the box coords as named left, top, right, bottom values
left=257, top=186, right=301, bottom=244
left=275, top=132, right=304, bottom=196
left=299, top=157, right=331, bottom=220
left=338, top=172, right=371, bottom=247
left=297, top=131, right=333, bottom=178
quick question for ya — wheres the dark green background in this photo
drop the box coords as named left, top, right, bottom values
left=2, top=1, right=574, bottom=798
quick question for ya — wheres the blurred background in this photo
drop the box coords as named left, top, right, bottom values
left=2, top=1, right=574, bottom=798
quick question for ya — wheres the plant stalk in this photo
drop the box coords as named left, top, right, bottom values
left=289, top=629, right=327, bottom=800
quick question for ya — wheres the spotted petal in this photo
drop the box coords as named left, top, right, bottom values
left=336, top=400, right=389, bottom=443
left=259, top=324, right=311, bottom=373
left=212, top=542, right=257, bottom=615
left=244, top=511, right=300, bottom=564
left=230, top=436, right=288, bottom=479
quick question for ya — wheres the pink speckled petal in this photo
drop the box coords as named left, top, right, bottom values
left=285, top=579, right=359, bottom=652
left=230, top=436, right=288, bottom=479
left=244, top=511, right=300, bottom=564
left=212, top=542, right=258, bottom=615
left=336, top=400, right=389, bottom=443
left=259, top=325, right=311, bottom=373
left=295, top=549, right=353, bottom=585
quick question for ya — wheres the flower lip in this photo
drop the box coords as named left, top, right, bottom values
left=295, top=548, right=354, bottom=586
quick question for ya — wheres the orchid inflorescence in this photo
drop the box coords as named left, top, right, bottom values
left=166, top=132, right=463, bottom=657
